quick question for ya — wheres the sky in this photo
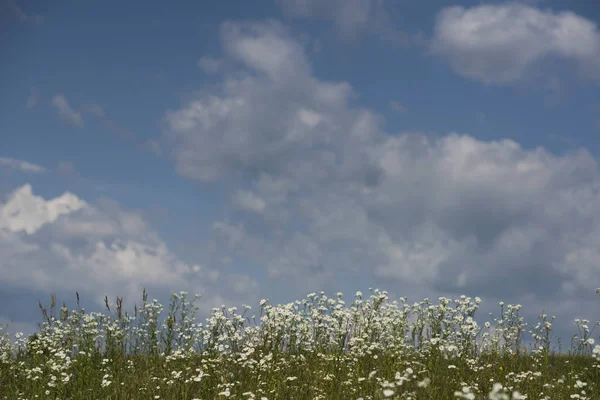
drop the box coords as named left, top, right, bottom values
left=1, top=0, right=600, bottom=353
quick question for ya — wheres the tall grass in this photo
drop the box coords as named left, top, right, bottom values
left=1, top=287, right=599, bottom=399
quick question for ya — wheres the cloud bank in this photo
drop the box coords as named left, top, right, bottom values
left=159, top=19, right=600, bottom=327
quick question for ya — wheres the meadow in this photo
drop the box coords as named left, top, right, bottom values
left=0, top=287, right=599, bottom=399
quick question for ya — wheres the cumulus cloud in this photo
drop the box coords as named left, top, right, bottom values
left=276, top=0, right=412, bottom=45
left=0, top=185, right=86, bottom=234
left=51, top=95, right=84, bottom=127
left=0, top=184, right=258, bottom=316
left=234, top=190, right=267, bottom=213
left=431, top=3, right=600, bottom=84
left=158, top=18, right=600, bottom=330
left=0, top=157, right=45, bottom=174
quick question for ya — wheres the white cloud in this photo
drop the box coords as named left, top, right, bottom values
left=431, top=3, right=600, bottom=84
left=164, top=20, right=375, bottom=187
left=0, top=184, right=258, bottom=316
left=375, top=220, right=464, bottom=284
left=160, top=19, right=600, bottom=333
left=0, top=157, right=45, bottom=174
left=0, top=184, right=85, bottom=234
left=234, top=190, right=267, bottom=213
left=266, top=232, right=325, bottom=278
left=221, top=19, right=312, bottom=82
left=52, top=95, right=84, bottom=127
left=296, top=108, right=323, bottom=128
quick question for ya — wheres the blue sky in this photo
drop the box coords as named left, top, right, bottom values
left=1, top=0, right=600, bottom=352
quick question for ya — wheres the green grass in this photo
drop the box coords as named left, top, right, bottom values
left=1, top=288, right=599, bottom=399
